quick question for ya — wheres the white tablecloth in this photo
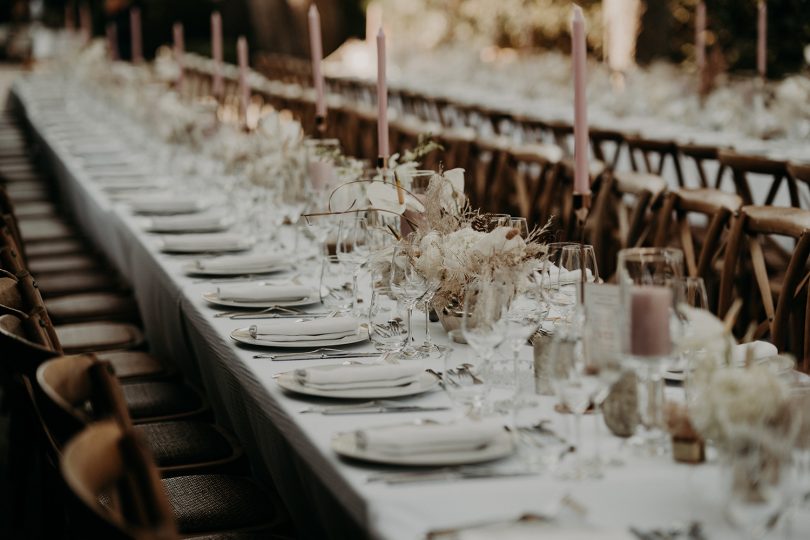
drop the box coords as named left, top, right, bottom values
left=11, top=75, right=808, bottom=540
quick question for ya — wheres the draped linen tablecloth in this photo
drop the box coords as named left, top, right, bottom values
left=11, top=75, right=809, bottom=540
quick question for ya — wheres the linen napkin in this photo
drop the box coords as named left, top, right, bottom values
left=217, top=283, right=313, bottom=302
left=354, top=419, right=503, bottom=456
left=129, top=196, right=206, bottom=214
left=196, top=253, right=286, bottom=273
left=246, top=317, right=361, bottom=342
left=147, top=213, right=230, bottom=232
left=732, top=341, right=779, bottom=365
left=160, top=233, right=248, bottom=253
left=294, top=364, right=422, bottom=390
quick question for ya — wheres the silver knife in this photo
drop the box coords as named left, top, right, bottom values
left=322, top=405, right=450, bottom=415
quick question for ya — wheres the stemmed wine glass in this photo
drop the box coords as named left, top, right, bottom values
left=540, top=242, right=597, bottom=325
left=389, top=243, right=428, bottom=358
left=336, top=215, right=370, bottom=314
left=368, top=270, right=409, bottom=352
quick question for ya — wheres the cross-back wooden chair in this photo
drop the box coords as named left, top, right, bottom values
left=624, top=134, right=687, bottom=187
left=653, top=188, right=743, bottom=312
left=589, top=127, right=628, bottom=172
left=788, top=162, right=810, bottom=207
left=467, top=136, right=511, bottom=213
left=717, top=150, right=796, bottom=208
left=493, top=143, right=563, bottom=228
left=719, top=205, right=810, bottom=369
left=437, top=126, right=476, bottom=172
left=678, top=142, right=730, bottom=189
left=61, top=421, right=179, bottom=540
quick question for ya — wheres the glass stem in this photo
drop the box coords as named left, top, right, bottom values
left=423, top=300, right=431, bottom=346
left=405, top=305, right=414, bottom=351
left=574, top=411, right=583, bottom=475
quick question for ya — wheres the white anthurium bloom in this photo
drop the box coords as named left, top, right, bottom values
left=366, top=181, right=406, bottom=215
left=443, top=168, right=465, bottom=194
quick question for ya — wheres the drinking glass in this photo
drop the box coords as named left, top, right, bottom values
left=505, top=278, right=547, bottom=385
left=336, top=215, right=370, bottom=314
left=320, top=255, right=354, bottom=312
left=559, top=244, right=600, bottom=303
left=540, top=242, right=588, bottom=324
left=617, top=247, right=684, bottom=455
left=368, top=282, right=408, bottom=352
left=461, top=280, right=509, bottom=373
left=443, top=331, right=491, bottom=418
left=509, top=217, right=530, bottom=239
left=389, top=244, right=428, bottom=358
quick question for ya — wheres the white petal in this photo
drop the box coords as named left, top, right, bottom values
left=444, top=168, right=465, bottom=193
left=366, top=181, right=406, bottom=215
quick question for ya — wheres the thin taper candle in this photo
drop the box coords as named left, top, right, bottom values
left=376, top=27, right=389, bottom=164
left=237, top=36, right=250, bottom=126
left=211, top=12, right=223, bottom=98
left=106, top=22, right=118, bottom=61
left=695, top=1, right=706, bottom=72
left=173, top=23, right=185, bottom=91
left=79, top=3, right=91, bottom=43
left=308, top=5, right=326, bottom=118
left=65, top=2, right=75, bottom=31
left=130, top=7, right=142, bottom=63
left=571, top=6, right=590, bottom=195
left=757, top=1, right=767, bottom=78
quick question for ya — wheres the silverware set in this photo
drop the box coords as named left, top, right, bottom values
left=367, top=465, right=541, bottom=485
left=629, top=522, right=706, bottom=540
left=253, top=348, right=381, bottom=361
left=300, top=400, right=449, bottom=415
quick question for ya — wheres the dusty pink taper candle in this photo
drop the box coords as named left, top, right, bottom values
left=65, top=3, right=75, bottom=31
left=695, top=1, right=706, bottom=72
left=376, top=27, right=389, bottom=163
left=173, top=23, right=185, bottom=91
left=106, top=22, right=119, bottom=61
left=571, top=6, right=590, bottom=195
left=79, top=3, right=91, bottom=43
left=237, top=36, right=250, bottom=125
left=630, top=285, right=672, bottom=357
left=130, top=8, right=142, bottom=63
left=757, top=1, right=767, bottom=78
left=308, top=5, right=326, bottom=118
left=211, top=12, right=223, bottom=98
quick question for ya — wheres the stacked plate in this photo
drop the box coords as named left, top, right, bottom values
left=143, top=213, right=233, bottom=234
left=276, top=363, right=436, bottom=399
left=231, top=317, right=368, bottom=348
left=184, top=253, right=290, bottom=276
left=128, top=194, right=210, bottom=215
left=205, top=282, right=320, bottom=308
left=158, top=233, right=254, bottom=254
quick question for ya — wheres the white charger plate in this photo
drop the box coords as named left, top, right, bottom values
left=203, top=287, right=322, bottom=308
left=276, top=368, right=437, bottom=399
left=182, top=261, right=291, bottom=276
left=231, top=325, right=369, bottom=348
left=331, top=427, right=513, bottom=466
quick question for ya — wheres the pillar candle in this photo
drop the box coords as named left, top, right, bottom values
left=106, top=22, right=118, bottom=61
left=376, top=27, right=389, bottom=162
left=211, top=12, right=223, bottom=98
left=695, top=1, right=706, bottom=72
left=237, top=36, right=250, bottom=126
left=308, top=5, right=327, bottom=118
left=173, top=23, right=185, bottom=91
left=757, top=1, right=767, bottom=78
left=130, top=8, right=142, bottom=63
left=571, top=6, right=590, bottom=195
left=630, top=285, right=672, bottom=357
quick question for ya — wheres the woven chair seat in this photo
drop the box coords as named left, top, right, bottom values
left=18, top=218, right=74, bottom=243
left=46, top=292, right=137, bottom=323
left=121, top=381, right=203, bottom=421
left=56, top=321, right=145, bottom=353
left=135, top=421, right=235, bottom=468
left=13, top=201, right=58, bottom=218
left=95, top=350, right=168, bottom=379
left=26, top=238, right=86, bottom=258
left=163, top=475, right=275, bottom=535
left=29, top=254, right=99, bottom=274
left=36, top=271, right=119, bottom=297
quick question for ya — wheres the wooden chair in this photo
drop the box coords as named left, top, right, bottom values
left=589, top=127, right=628, bottom=172
left=717, top=150, right=796, bottom=208
left=678, top=141, right=729, bottom=189
left=625, top=134, right=687, bottom=187
left=788, top=162, right=810, bottom=206
left=718, top=205, right=810, bottom=368
left=466, top=136, right=511, bottom=213
left=653, top=188, right=743, bottom=311
left=60, top=421, right=179, bottom=540
left=495, top=142, right=563, bottom=228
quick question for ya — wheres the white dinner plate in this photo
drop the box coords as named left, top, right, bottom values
left=159, top=237, right=254, bottom=254
left=277, top=367, right=438, bottom=399
left=331, top=427, right=513, bottom=466
left=230, top=325, right=369, bottom=348
left=144, top=216, right=233, bottom=234
left=128, top=198, right=209, bottom=215
left=202, top=288, right=323, bottom=308
left=182, top=261, right=291, bottom=276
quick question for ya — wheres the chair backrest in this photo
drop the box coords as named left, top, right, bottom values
left=717, top=150, right=796, bottom=208
left=719, top=205, right=810, bottom=367
left=0, top=309, right=60, bottom=380
left=677, top=142, right=730, bottom=189
left=499, top=143, right=563, bottom=228
left=625, top=134, right=686, bottom=187
left=61, top=421, right=178, bottom=540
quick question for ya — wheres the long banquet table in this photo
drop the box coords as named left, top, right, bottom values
left=11, top=73, right=809, bottom=540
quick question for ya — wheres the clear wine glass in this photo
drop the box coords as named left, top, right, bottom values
left=320, top=254, right=354, bottom=312
left=337, top=215, right=370, bottom=314
left=540, top=242, right=584, bottom=325
left=368, top=278, right=408, bottom=352
left=443, top=331, right=492, bottom=418
left=389, top=243, right=428, bottom=358
left=509, top=217, right=530, bottom=239
left=461, top=280, right=510, bottom=391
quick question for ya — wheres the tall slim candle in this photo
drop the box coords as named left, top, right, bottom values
left=695, top=1, right=706, bottom=72
left=757, top=1, right=767, bottom=78
left=376, top=27, right=389, bottom=164
left=130, top=7, right=142, bottom=63
left=65, top=2, right=75, bottom=31
left=211, top=12, right=223, bottom=98
left=106, top=22, right=119, bottom=61
left=237, top=36, right=250, bottom=126
left=571, top=6, right=590, bottom=195
left=308, top=5, right=327, bottom=119
left=79, top=3, right=91, bottom=43
left=173, top=23, right=185, bottom=92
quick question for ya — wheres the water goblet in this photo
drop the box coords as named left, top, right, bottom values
left=443, top=332, right=492, bottom=418
left=320, top=254, right=354, bottom=312
left=389, top=243, right=428, bottom=358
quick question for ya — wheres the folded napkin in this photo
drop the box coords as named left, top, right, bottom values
left=295, top=363, right=422, bottom=390
left=129, top=196, right=205, bottom=214
left=160, top=233, right=247, bottom=252
left=148, top=214, right=229, bottom=232
left=248, top=317, right=360, bottom=342
left=355, top=419, right=503, bottom=457
left=544, top=266, right=594, bottom=286
left=217, top=283, right=313, bottom=302
left=732, top=341, right=779, bottom=365
left=196, top=253, right=286, bottom=272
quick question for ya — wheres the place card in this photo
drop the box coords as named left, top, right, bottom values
left=584, top=282, right=620, bottom=362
